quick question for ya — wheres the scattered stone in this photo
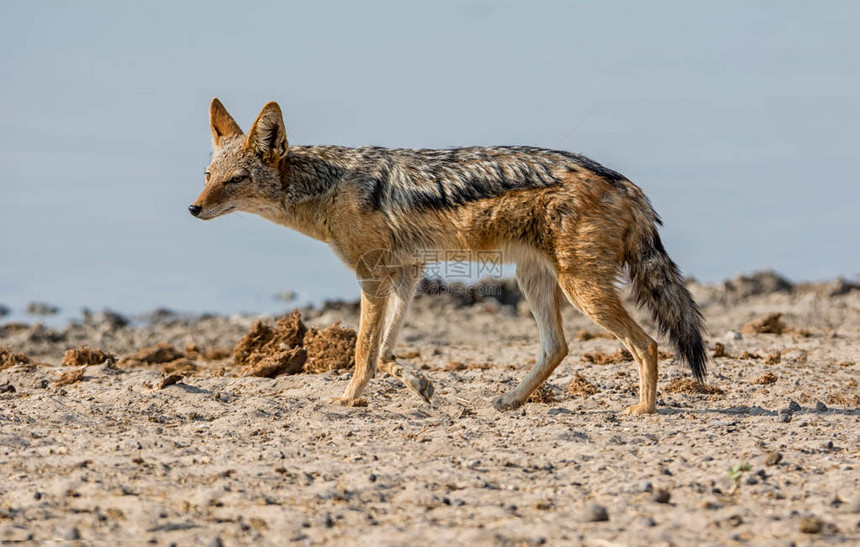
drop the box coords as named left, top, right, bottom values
left=848, top=495, right=860, bottom=514
left=799, top=516, right=823, bottom=534
left=788, top=400, right=802, bottom=412
left=638, top=481, right=653, bottom=493
left=62, top=526, right=81, bottom=540
left=33, top=378, right=48, bottom=389
left=764, top=352, right=781, bottom=364
left=82, top=308, right=129, bottom=329
left=815, top=401, right=828, bottom=412
left=777, top=411, right=792, bottom=423
left=547, top=407, right=573, bottom=416
left=206, top=536, right=224, bottom=547
left=653, top=489, right=671, bottom=503
left=764, top=452, right=783, bottom=466
left=724, top=330, right=742, bottom=341
left=582, top=503, right=609, bottom=522
left=0, top=383, right=15, bottom=394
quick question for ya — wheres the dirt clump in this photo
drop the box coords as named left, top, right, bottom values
left=131, top=342, right=184, bottom=364
left=56, top=366, right=87, bottom=386
left=764, top=352, right=781, bottom=364
left=742, top=312, right=788, bottom=335
left=444, top=361, right=494, bottom=372
left=664, top=378, right=724, bottom=395
left=527, top=383, right=557, bottom=404
left=184, top=343, right=232, bottom=361
left=575, top=330, right=615, bottom=341
left=582, top=349, right=633, bottom=365
left=1, top=346, right=32, bottom=370
left=712, top=343, right=729, bottom=358
left=567, top=374, right=598, bottom=397
left=233, top=311, right=307, bottom=369
left=161, top=358, right=198, bottom=375
left=157, top=373, right=184, bottom=389
left=303, top=323, right=356, bottom=373
left=61, top=347, right=115, bottom=367
left=240, top=346, right=307, bottom=378
left=753, top=371, right=778, bottom=385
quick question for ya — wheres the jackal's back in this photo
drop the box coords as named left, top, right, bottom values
left=295, top=145, right=629, bottom=214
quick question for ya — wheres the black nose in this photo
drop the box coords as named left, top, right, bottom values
left=188, top=204, right=202, bottom=217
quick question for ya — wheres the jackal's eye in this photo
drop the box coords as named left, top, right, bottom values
left=226, top=174, right=247, bottom=184
left=204, top=171, right=211, bottom=181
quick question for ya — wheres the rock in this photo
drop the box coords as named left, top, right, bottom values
left=777, top=411, right=792, bottom=423
left=62, top=526, right=80, bottom=540
left=849, top=495, right=860, bottom=514
left=815, top=401, right=828, bottom=412
left=799, top=516, right=823, bottom=534
left=638, top=480, right=653, bottom=493
left=82, top=308, right=129, bottom=329
left=547, top=407, right=573, bottom=416
left=206, top=537, right=224, bottom=547
left=653, top=489, right=671, bottom=503
left=0, top=383, right=15, bottom=394
left=764, top=452, right=783, bottom=466
left=724, top=330, right=742, bottom=341
left=788, top=401, right=802, bottom=412
left=583, top=503, right=609, bottom=522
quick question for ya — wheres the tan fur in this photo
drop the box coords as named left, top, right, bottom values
left=191, top=99, right=703, bottom=415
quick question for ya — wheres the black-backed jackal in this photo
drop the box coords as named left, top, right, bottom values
left=190, top=99, right=707, bottom=415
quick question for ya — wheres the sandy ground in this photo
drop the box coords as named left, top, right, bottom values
left=1, top=273, right=858, bottom=545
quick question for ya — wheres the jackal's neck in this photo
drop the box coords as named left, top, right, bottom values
left=258, top=146, right=344, bottom=241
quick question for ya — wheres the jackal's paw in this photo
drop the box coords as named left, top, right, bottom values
left=404, top=374, right=435, bottom=404
left=492, top=395, right=523, bottom=412
left=326, top=396, right=368, bottom=408
left=622, top=403, right=656, bottom=416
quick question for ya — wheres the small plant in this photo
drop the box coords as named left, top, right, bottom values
left=728, top=462, right=752, bottom=481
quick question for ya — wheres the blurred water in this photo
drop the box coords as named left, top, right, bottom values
left=1, top=1, right=858, bottom=320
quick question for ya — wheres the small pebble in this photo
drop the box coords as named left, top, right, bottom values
left=764, top=452, right=783, bottom=466
left=799, top=516, right=823, bottom=534
left=849, top=495, right=860, bottom=514
left=724, top=330, right=742, bottom=340
left=583, top=503, right=609, bottom=522
left=653, top=489, right=671, bottom=503
left=777, top=412, right=792, bottom=423
left=63, top=527, right=80, bottom=541
left=638, top=480, right=653, bottom=493
left=0, top=383, right=15, bottom=394
left=33, top=379, right=48, bottom=389
left=745, top=475, right=758, bottom=485
left=788, top=400, right=802, bottom=412
left=642, top=517, right=657, bottom=527
left=815, top=401, right=828, bottom=412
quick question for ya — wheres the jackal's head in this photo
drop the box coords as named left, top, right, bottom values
left=189, top=98, right=288, bottom=220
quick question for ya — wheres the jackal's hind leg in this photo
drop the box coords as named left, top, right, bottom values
left=557, top=273, right=658, bottom=415
left=493, top=261, right=568, bottom=411
left=377, top=264, right=434, bottom=403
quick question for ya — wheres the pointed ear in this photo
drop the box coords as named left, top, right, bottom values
left=245, top=101, right=288, bottom=162
left=209, top=98, right=243, bottom=147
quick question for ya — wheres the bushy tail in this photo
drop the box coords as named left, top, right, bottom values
left=626, top=224, right=708, bottom=382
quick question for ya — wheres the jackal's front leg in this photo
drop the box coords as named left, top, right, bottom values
left=331, top=285, right=388, bottom=406
left=376, top=265, right=434, bottom=403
